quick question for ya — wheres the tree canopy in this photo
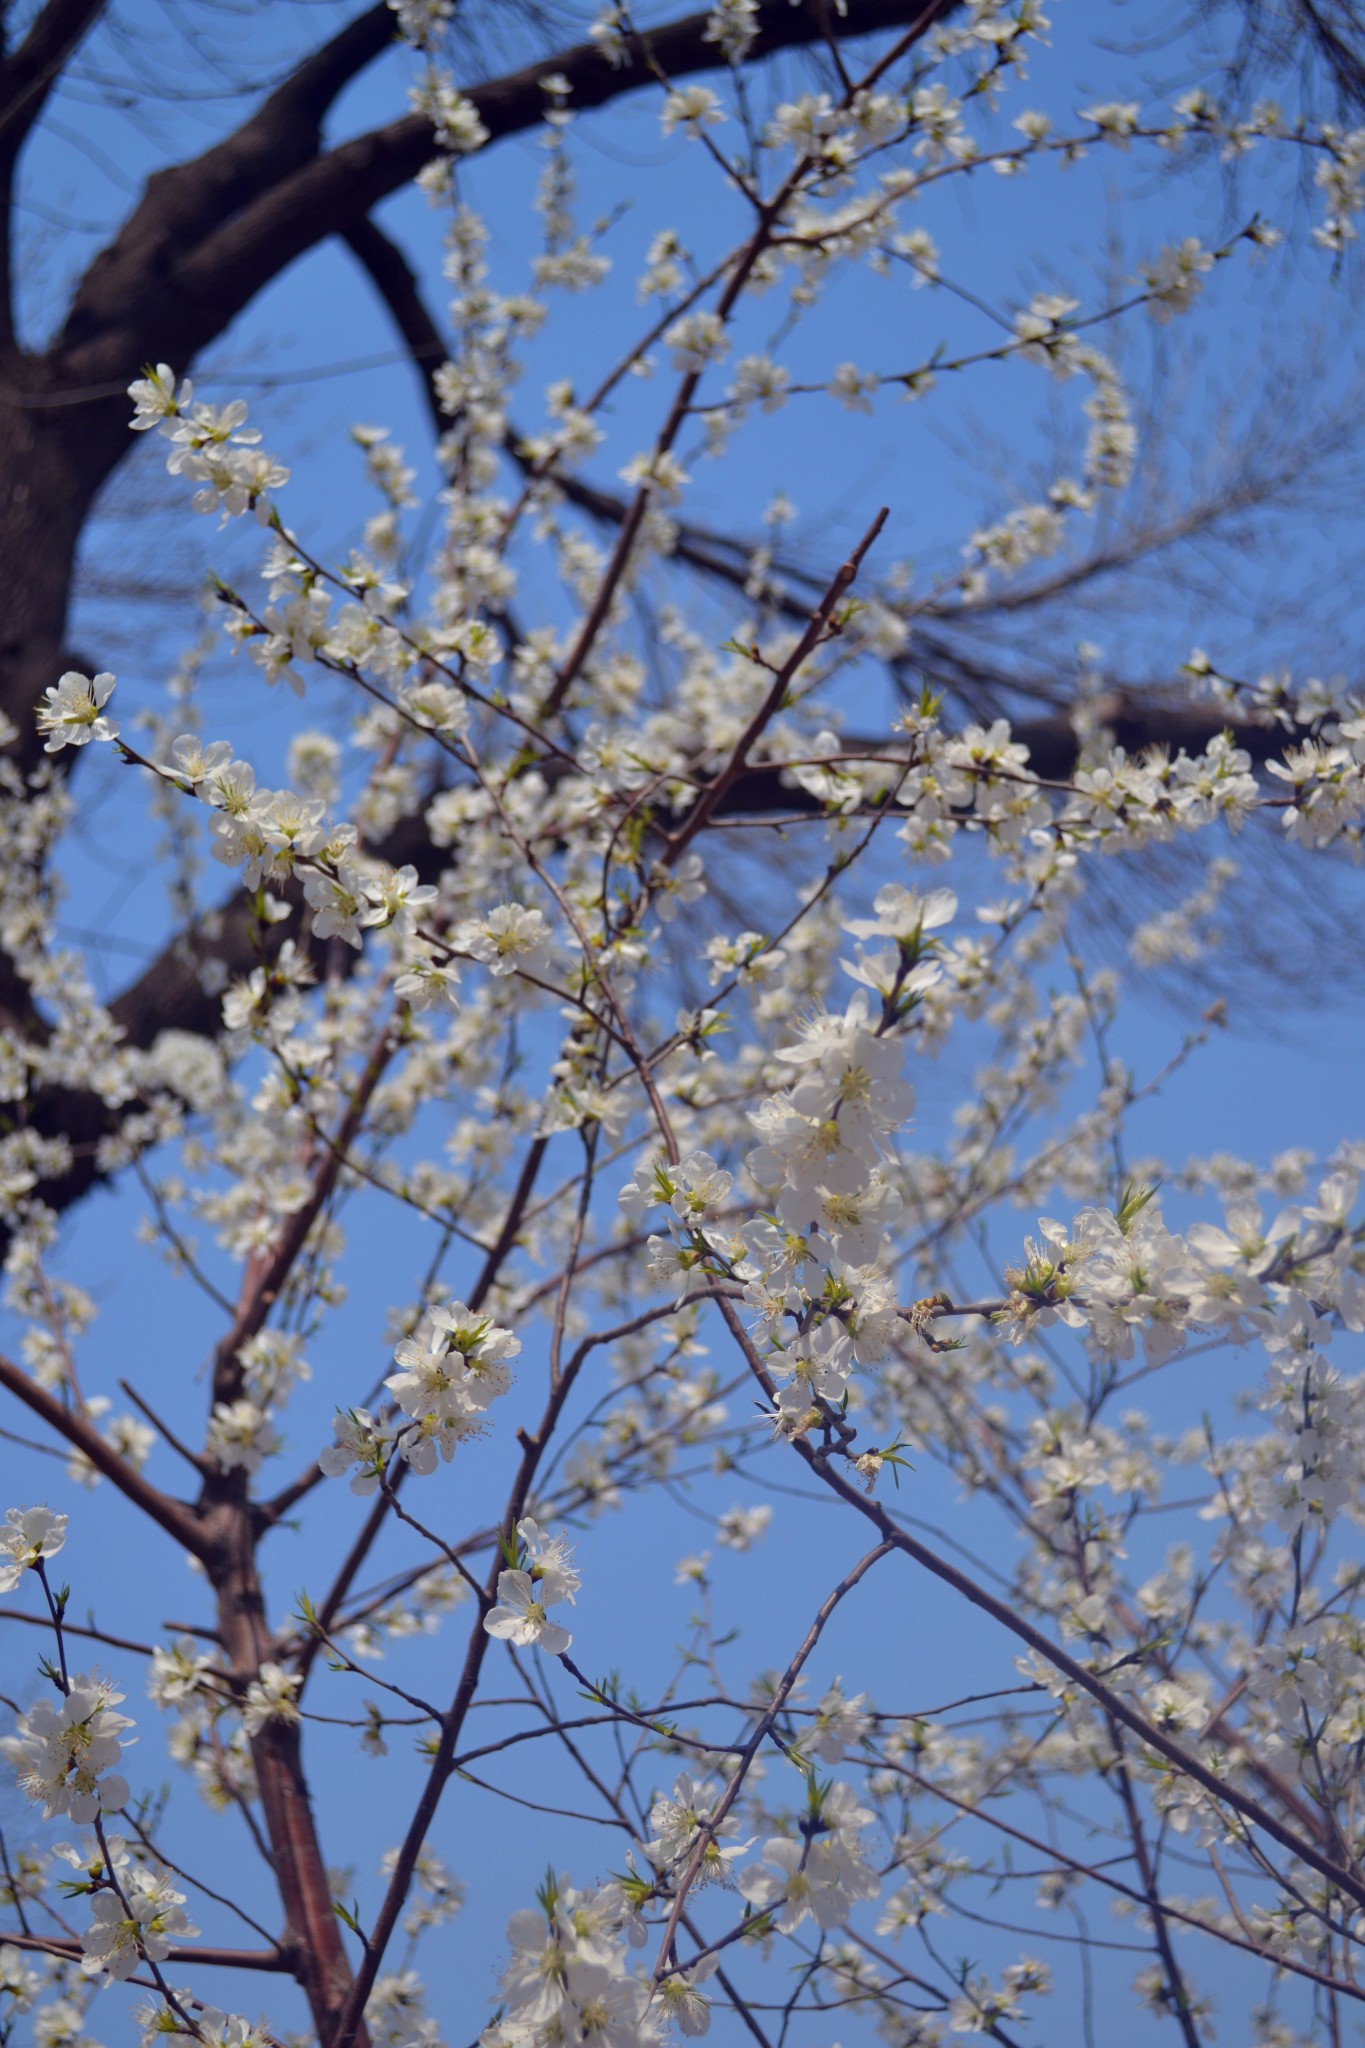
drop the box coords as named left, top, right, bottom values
left=1, top=5, right=1365, bottom=2048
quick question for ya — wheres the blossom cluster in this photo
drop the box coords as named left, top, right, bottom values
left=483, top=1517, right=580, bottom=1657
left=129, top=367, right=289, bottom=523
left=322, top=1301, right=521, bottom=1483
left=479, top=1873, right=674, bottom=2048
left=2, top=1673, right=133, bottom=1825
left=5, top=5, right=1365, bottom=2048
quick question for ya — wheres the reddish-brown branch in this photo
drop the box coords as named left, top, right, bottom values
left=327, top=1300, right=647, bottom=2048
left=208, top=1013, right=398, bottom=1408
left=199, top=1497, right=369, bottom=2046
left=186, top=1121, right=553, bottom=2043
left=0, top=1349, right=207, bottom=1557
left=664, top=506, right=890, bottom=862
left=178, top=1020, right=404, bottom=2047
left=0, top=1930, right=288, bottom=1970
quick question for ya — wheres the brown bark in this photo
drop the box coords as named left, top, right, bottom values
left=201, top=1488, right=371, bottom=2047
left=0, top=365, right=102, bottom=774
left=56, top=0, right=950, bottom=401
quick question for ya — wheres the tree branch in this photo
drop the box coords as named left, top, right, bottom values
left=0, top=1349, right=209, bottom=1557
left=0, top=1930, right=289, bottom=1971
left=341, top=214, right=445, bottom=436
left=0, top=0, right=107, bottom=159
left=712, top=1293, right=1365, bottom=1916
left=56, top=4, right=396, bottom=364
left=55, top=0, right=950, bottom=399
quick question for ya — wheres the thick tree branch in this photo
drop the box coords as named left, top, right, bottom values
left=56, top=4, right=396, bottom=364
left=341, top=214, right=445, bottom=436
left=0, top=0, right=106, bottom=158
left=55, top=0, right=947, bottom=400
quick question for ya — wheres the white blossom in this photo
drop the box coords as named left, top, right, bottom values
left=0, top=1505, right=67, bottom=1591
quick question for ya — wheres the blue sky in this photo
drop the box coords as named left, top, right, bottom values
left=4, top=3, right=1365, bottom=2044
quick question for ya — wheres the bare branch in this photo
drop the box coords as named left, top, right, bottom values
left=342, top=214, right=445, bottom=436
left=0, top=1930, right=289, bottom=1971
left=0, top=0, right=107, bottom=160
left=0, top=1349, right=208, bottom=1558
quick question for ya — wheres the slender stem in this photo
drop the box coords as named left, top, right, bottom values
left=715, top=1294, right=1365, bottom=1913
left=648, top=1541, right=894, bottom=1989
left=0, top=1929, right=288, bottom=1971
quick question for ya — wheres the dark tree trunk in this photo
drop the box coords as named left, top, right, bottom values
left=0, top=375, right=101, bottom=772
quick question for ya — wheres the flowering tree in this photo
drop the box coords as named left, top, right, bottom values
left=3, top=4, right=1365, bottom=2048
